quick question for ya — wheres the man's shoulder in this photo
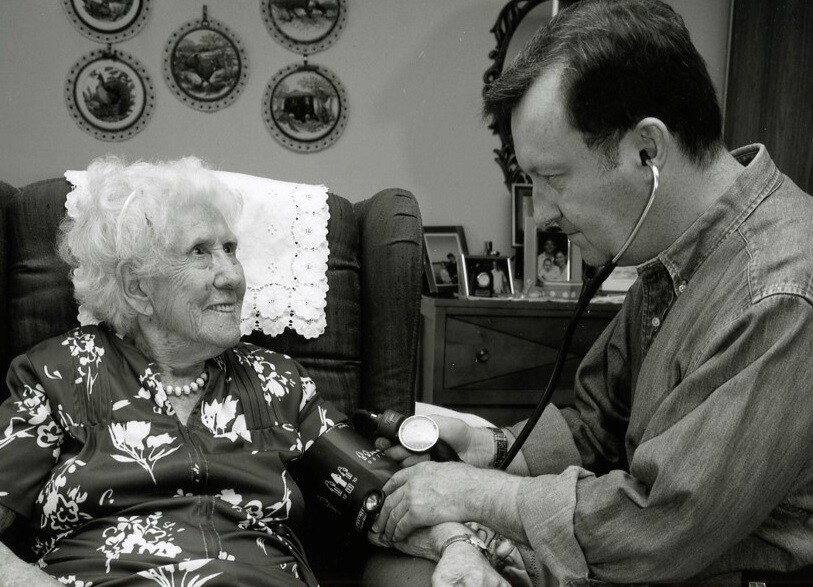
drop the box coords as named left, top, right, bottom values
left=740, top=174, right=813, bottom=304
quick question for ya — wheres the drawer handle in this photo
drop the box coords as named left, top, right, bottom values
left=475, top=348, right=490, bottom=363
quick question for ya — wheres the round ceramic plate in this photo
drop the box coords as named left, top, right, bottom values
left=262, top=62, right=349, bottom=152
left=62, top=0, right=152, bottom=43
left=65, top=48, right=155, bottom=141
left=260, top=0, right=347, bottom=55
left=163, top=13, right=249, bottom=112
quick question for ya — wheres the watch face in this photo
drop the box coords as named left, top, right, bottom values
left=398, top=415, right=439, bottom=452
left=476, top=272, right=491, bottom=287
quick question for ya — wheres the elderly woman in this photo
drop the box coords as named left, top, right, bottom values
left=0, top=156, right=345, bottom=586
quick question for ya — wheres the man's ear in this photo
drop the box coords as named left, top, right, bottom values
left=630, top=117, right=670, bottom=170
left=117, top=260, right=153, bottom=316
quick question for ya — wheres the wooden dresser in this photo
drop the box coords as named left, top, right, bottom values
left=419, top=296, right=620, bottom=425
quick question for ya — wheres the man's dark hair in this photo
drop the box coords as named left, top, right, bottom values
left=483, top=0, right=724, bottom=166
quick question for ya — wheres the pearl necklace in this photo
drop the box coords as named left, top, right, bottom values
left=163, top=370, right=208, bottom=397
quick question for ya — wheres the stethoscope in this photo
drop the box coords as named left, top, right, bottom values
left=498, top=155, right=660, bottom=469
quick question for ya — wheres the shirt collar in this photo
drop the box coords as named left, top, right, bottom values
left=638, top=144, right=783, bottom=293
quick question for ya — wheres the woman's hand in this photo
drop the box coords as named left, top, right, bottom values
left=433, top=542, right=511, bottom=587
left=368, top=521, right=466, bottom=561
left=375, top=415, right=495, bottom=469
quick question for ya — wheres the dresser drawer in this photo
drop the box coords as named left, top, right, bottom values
left=420, top=297, right=619, bottom=425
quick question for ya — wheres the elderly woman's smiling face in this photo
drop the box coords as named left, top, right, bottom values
left=142, top=202, right=245, bottom=354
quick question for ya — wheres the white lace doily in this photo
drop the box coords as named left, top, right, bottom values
left=64, top=169, right=330, bottom=339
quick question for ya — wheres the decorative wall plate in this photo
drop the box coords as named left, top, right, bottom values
left=163, top=10, right=249, bottom=112
left=62, top=0, right=152, bottom=43
left=260, top=0, right=347, bottom=55
left=65, top=47, right=155, bottom=141
left=263, top=62, right=348, bottom=152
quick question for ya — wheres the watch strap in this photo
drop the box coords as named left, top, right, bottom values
left=490, top=427, right=508, bottom=468
left=440, top=533, right=489, bottom=559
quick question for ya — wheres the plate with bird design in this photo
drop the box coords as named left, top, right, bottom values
left=163, top=11, right=249, bottom=113
left=65, top=47, right=155, bottom=141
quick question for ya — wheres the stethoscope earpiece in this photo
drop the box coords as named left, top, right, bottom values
left=649, top=160, right=659, bottom=191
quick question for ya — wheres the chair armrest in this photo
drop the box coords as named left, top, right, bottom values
left=353, top=189, right=423, bottom=416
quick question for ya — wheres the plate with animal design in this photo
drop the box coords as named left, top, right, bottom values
left=262, top=61, right=348, bottom=152
left=163, top=8, right=249, bottom=112
left=62, top=0, right=152, bottom=43
left=65, top=47, right=155, bottom=141
left=261, top=0, right=347, bottom=55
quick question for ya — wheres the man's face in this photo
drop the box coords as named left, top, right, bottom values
left=511, top=67, right=648, bottom=266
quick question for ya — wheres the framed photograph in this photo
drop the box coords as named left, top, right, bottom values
left=163, top=10, right=249, bottom=112
left=422, top=226, right=468, bottom=296
left=535, top=228, right=570, bottom=284
left=511, top=183, right=532, bottom=247
left=261, top=0, right=348, bottom=55
left=64, top=47, right=155, bottom=142
left=62, top=0, right=152, bottom=43
left=523, top=217, right=583, bottom=300
left=461, top=255, right=515, bottom=298
left=263, top=62, right=349, bottom=153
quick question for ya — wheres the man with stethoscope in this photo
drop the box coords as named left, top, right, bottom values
left=369, top=0, right=813, bottom=585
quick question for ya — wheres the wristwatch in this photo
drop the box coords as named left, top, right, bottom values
left=440, top=533, right=489, bottom=559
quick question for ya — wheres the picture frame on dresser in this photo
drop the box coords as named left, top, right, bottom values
left=422, top=225, right=468, bottom=296
left=523, top=216, right=583, bottom=300
left=460, top=254, right=515, bottom=298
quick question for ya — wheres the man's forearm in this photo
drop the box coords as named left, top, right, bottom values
left=461, top=467, right=529, bottom=546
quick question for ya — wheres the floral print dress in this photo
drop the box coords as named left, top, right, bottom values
left=0, top=325, right=345, bottom=586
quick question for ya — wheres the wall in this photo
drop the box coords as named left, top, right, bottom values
left=0, top=0, right=730, bottom=258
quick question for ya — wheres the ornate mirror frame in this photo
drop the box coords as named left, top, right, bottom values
left=483, top=0, right=552, bottom=189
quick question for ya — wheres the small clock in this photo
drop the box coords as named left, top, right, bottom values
left=472, top=263, right=494, bottom=297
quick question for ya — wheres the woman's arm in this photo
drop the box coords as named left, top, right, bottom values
left=0, top=505, right=61, bottom=586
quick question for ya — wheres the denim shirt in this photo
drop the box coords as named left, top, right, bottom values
left=511, top=145, right=813, bottom=585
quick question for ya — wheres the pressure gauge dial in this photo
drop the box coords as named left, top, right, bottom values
left=397, top=414, right=440, bottom=453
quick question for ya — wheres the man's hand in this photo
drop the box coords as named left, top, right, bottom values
left=376, top=415, right=495, bottom=469
left=371, top=461, right=523, bottom=543
left=433, top=542, right=511, bottom=587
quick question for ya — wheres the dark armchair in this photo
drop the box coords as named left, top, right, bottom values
left=0, top=176, right=424, bottom=583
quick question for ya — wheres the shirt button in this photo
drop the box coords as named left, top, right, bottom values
left=678, top=281, right=687, bottom=293
left=652, top=317, right=661, bottom=328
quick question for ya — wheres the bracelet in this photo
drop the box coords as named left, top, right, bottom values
left=490, top=427, right=508, bottom=468
left=439, top=533, right=489, bottom=559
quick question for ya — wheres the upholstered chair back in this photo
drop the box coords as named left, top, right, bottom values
left=0, top=177, right=423, bottom=580
left=0, top=178, right=422, bottom=416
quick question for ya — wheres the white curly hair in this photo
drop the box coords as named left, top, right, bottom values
left=58, top=155, right=243, bottom=336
